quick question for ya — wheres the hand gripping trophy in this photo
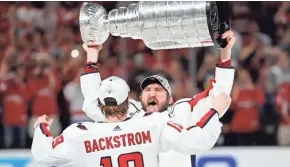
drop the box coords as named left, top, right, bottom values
left=79, top=1, right=231, bottom=50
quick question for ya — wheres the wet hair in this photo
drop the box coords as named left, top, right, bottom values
left=98, top=97, right=129, bottom=119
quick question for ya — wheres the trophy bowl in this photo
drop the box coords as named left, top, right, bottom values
left=79, top=2, right=109, bottom=45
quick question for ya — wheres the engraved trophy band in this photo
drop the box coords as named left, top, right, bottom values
left=79, top=1, right=231, bottom=50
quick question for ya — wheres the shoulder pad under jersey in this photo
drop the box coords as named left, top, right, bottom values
left=62, top=121, right=94, bottom=138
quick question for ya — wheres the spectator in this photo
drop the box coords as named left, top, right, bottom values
left=26, top=57, right=61, bottom=138
left=275, top=51, right=290, bottom=145
left=197, top=53, right=218, bottom=91
left=0, top=63, right=28, bottom=148
left=63, top=69, right=90, bottom=123
left=226, top=68, right=265, bottom=145
left=168, top=59, right=196, bottom=101
left=276, top=82, right=290, bottom=145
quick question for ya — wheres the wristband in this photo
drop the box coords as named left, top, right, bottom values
left=83, top=62, right=100, bottom=73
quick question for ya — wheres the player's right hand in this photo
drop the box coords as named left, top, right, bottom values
left=211, top=92, right=231, bottom=116
left=33, top=115, right=54, bottom=129
left=220, top=30, right=236, bottom=62
left=221, top=30, right=236, bottom=50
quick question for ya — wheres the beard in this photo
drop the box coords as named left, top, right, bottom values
left=141, top=98, right=170, bottom=113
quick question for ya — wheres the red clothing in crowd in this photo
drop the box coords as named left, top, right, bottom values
left=0, top=79, right=28, bottom=126
left=27, top=72, right=61, bottom=117
left=231, top=87, right=265, bottom=133
left=276, top=82, right=290, bottom=124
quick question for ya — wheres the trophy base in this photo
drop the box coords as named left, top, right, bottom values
left=206, top=1, right=231, bottom=49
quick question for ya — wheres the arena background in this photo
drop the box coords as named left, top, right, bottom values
left=0, top=1, right=289, bottom=167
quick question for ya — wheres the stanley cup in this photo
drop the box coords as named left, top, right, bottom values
left=79, top=1, right=231, bottom=50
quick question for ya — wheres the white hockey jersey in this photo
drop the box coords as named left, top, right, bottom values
left=80, top=65, right=235, bottom=167
left=32, top=108, right=222, bottom=167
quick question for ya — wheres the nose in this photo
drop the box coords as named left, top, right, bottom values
left=148, top=89, right=156, bottom=97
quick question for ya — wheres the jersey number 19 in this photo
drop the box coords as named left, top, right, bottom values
left=100, top=152, right=144, bottom=167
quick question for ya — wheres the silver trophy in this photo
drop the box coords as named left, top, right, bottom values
left=79, top=1, right=230, bottom=50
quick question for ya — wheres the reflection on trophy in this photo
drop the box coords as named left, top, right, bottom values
left=79, top=1, right=230, bottom=50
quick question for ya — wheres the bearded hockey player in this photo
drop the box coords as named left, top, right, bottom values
left=81, top=31, right=236, bottom=167
left=31, top=76, right=231, bottom=167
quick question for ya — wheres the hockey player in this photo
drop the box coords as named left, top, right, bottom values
left=82, top=31, right=235, bottom=121
left=81, top=31, right=236, bottom=167
left=31, top=76, right=231, bottom=167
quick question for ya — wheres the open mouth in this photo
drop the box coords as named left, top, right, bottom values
left=148, top=99, right=157, bottom=106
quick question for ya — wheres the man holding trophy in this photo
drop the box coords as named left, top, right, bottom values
left=80, top=1, right=236, bottom=167
left=80, top=1, right=235, bottom=167
left=31, top=1, right=236, bottom=167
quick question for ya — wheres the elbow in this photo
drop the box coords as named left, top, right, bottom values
left=193, top=139, right=218, bottom=154
left=183, top=137, right=218, bottom=155
left=31, top=145, right=65, bottom=166
left=196, top=129, right=222, bottom=153
left=82, top=102, right=104, bottom=121
left=196, top=140, right=216, bottom=154
left=31, top=144, right=50, bottom=165
left=205, top=128, right=222, bottom=150
left=82, top=100, right=98, bottom=113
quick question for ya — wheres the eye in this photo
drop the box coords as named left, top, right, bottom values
left=156, top=88, right=162, bottom=92
left=144, top=88, right=150, bottom=92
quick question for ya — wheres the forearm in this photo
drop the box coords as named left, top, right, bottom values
left=220, top=49, right=232, bottom=64
left=87, top=54, right=98, bottom=63
left=84, top=44, right=100, bottom=63
left=163, top=109, right=221, bottom=154
left=180, top=109, right=221, bottom=153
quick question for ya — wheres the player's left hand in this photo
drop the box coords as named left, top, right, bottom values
left=33, top=115, right=54, bottom=129
left=220, top=30, right=236, bottom=62
left=211, top=92, right=231, bottom=117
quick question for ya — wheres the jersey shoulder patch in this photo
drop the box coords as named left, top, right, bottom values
left=76, top=122, right=88, bottom=130
left=63, top=122, right=93, bottom=138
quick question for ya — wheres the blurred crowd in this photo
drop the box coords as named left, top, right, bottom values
left=0, top=2, right=289, bottom=149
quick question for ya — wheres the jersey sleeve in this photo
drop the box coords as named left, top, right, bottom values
left=160, top=108, right=222, bottom=155
left=31, top=123, right=76, bottom=166
left=171, top=65, right=235, bottom=126
left=187, top=65, right=235, bottom=120
left=212, top=65, right=235, bottom=96
left=169, top=99, right=192, bottom=127
left=206, top=66, right=235, bottom=118
left=31, top=122, right=92, bottom=166
left=80, top=72, right=105, bottom=121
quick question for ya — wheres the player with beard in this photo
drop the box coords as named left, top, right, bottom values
left=31, top=76, right=230, bottom=167
left=80, top=30, right=236, bottom=167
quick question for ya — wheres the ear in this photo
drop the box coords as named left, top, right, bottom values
left=139, top=92, right=143, bottom=101
left=168, top=96, right=173, bottom=105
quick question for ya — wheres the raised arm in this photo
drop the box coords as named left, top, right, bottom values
left=212, top=30, right=236, bottom=96
left=161, top=92, right=230, bottom=154
left=80, top=43, right=105, bottom=121
left=170, top=31, right=236, bottom=127
left=202, top=31, right=236, bottom=118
